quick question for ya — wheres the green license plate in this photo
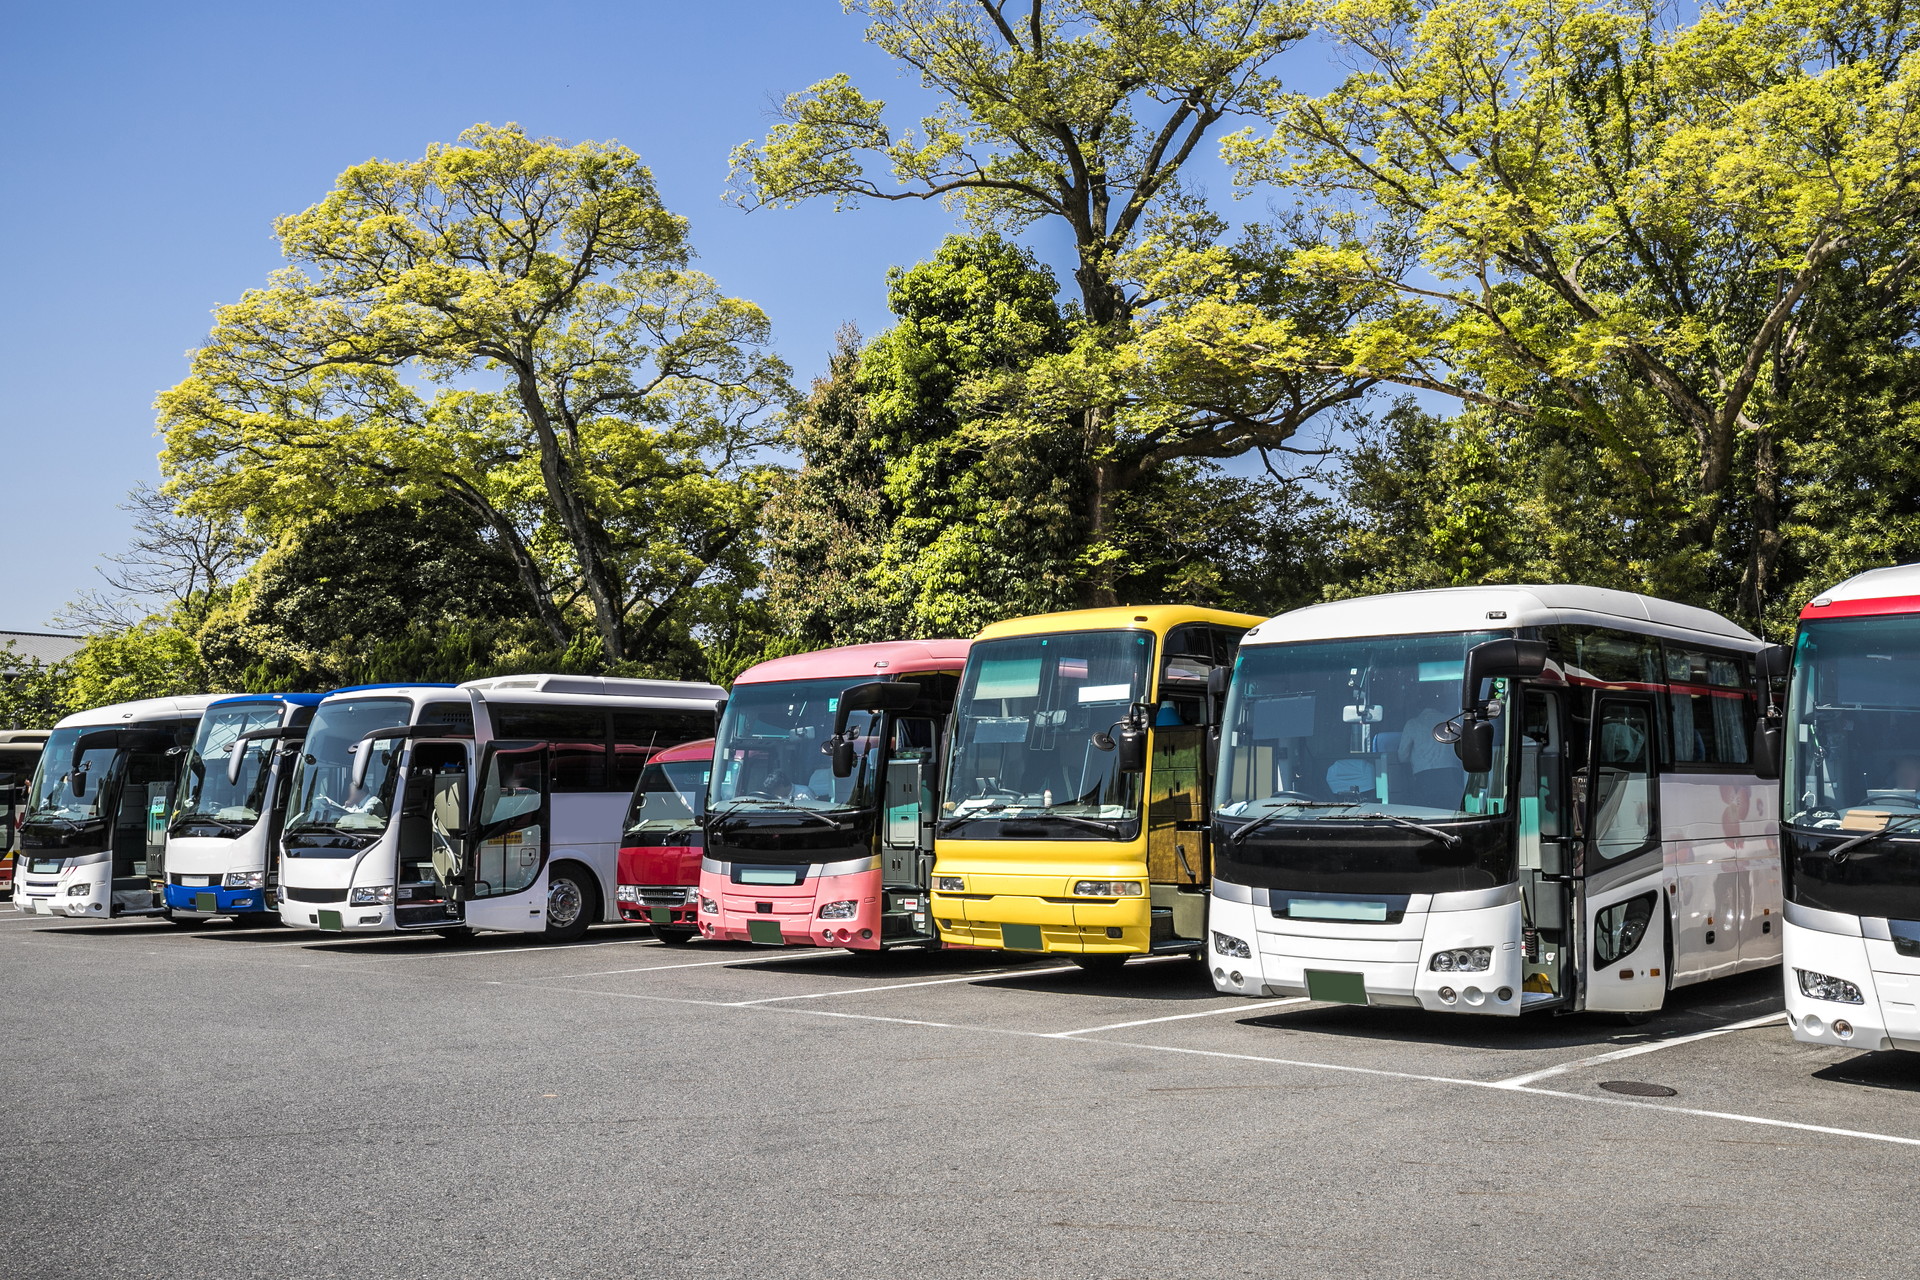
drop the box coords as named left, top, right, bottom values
left=1000, top=922, right=1044, bottom=951
left=195, top=892, right=217, bottom=912
left=747, top=918, right=785, bottom=946
left=317, top=909, right=344, bottom=932
left=1305, top=969, right=1368, bottom=1005
left=650, top=907, right=671, bottom=926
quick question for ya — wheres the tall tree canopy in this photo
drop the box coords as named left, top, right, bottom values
left=732, top=1, right=1391, bottom=601
left=160, top=123, right=791, bottom=669
left=1230, top=0, right=1920, bottom=620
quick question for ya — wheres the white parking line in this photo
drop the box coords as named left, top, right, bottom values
left=1048, top=998, right=1311, bottom=1037
left=1492, top=1012, right=1789, bottom=1088
left=725, top=964, right=1078, bottom=1005
left=337, top=936, right=663, bottom=962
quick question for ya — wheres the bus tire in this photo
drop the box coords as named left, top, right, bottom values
left=1072, top=954, right=1128, bottom=976
left=652, top=925, right=697, bottom=945
left=544, top=864, right=597, bottom=943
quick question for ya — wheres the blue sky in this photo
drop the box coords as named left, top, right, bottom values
left=0, top=1, right=1335, bottom=633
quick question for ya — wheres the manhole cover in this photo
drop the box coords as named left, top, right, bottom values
left=1599, top=1080, right=1677, bottom=1097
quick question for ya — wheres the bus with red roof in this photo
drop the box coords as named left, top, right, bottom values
left=616, top=737, right=713, bottom=942
left=696, top=640, right=970, bottom=951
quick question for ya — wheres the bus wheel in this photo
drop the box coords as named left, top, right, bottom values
left=544, top=866, right=596, bottom=943
left=652, top=925, right=697, bottom=945
left=1072, top=954, right=1128, bottom=976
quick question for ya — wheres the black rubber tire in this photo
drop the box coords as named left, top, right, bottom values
left=543, top=865, right=597, bottom=943
left=1072, top=953, right=1129, bottom=976
left=652, top=925, right=697, bottom=945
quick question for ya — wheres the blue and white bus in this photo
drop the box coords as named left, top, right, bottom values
left=1206, top=586, right=1780, bottom=1018
left=161, top=692, right=326, bottom=924
left=278, top=675, right=721, bottom=941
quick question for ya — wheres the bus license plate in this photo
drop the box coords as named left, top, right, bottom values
left=195, top=893, right=217, bottom=913
left=1305, top=969, right=1368, bottom=1005
left=317, top=910, right=344, bottom=932
left=747, top=919, right=785, bottom=946
left=649, top=908, right=670, bottom=926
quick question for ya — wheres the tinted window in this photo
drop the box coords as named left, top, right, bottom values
left=490, top=704, right=607, bottom=743
left=610, top=709, right=717, bottom=790
left=1662, top=645, right=1753, bottom=768
left=1554, top=627, right=1661, bottom=685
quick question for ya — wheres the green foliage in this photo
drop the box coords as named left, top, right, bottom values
left=159, top=123, right=790, bottom=669
left=61, top=618, right=211, bottom=710
left=0, top=645, right=72, bottom=730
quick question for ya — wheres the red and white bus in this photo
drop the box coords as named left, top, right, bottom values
left=696, top=641, right=970, bottom=951
left=616, top=737, right=712, bottom=943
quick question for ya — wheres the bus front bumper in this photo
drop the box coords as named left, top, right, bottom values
left=279, top=899, right=396, bottom=932
left=1207, top=887, right=1525, bottom=1016
left=1782, top=914, right=1914, bottom=1052
left=932, top=877, right=1151, bottom=955
left=698, top=868, right=881, bottom=949
left=164, top=883, right=270, bottom=917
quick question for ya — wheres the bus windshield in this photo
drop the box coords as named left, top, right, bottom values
left=285, top=698, right=411, bottom=843
left=1787, top=617, right=1920, bottom=825
left=624, top=758, right=709, bottom=846
left=172, top=703, right=285, bottom=834
left=24, top=727, right=119, bottom=826
left=942, top=630, right=1153, bottom=839
left=710, top=679, right=881, bottom=815
left=1216, top=631, right=1509, bottom=823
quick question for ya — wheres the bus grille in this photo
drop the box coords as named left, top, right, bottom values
left=284, top=886, right=348, bottom=904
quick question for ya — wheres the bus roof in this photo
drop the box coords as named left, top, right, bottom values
left=1800, top=562, right=1920, bottom=620
left=648, top=737, right=714, bottom=765
left=974, top=605, right=1265, bottom=642
left=461, top=674, right=725, bottom=702
left=734, top=640, right=972, bottom=684
left=1246, top=585, right=1760, bottom=649
left=209, top=692, right=327, bottom=709
left=53, top=693, right=225, bottom=730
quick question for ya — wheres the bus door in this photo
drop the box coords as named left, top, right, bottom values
left=1517, top=689, right=1572, bottom=1005
left=880, top=715, right=937, bottom=942
left=394, top=738, right=473, bottom=929
left=1147, top=716, right=1209, bottom=945
left=461, top=742, right=551, bottom=934
left=1574, top=692, right=1667, bottom=1013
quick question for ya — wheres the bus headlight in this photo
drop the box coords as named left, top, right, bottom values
left=1430, top=948, right=1492, bottom=972
left=66, top=883, right=90, bottom=897
left=1796, top=968, right=1864, bottom=1004
left=349, top=886, right=394, bottom=906
left=935, top=876, right=964, bottom=892
left=223, top=871, right=266, bottom=890
left=817, top=900, right=858, bottom=920
left=616, top=885, right=641, bottom=904
left=1212, top=931, right=1252, bottom=959
left=1073, top=881, right=1143, bottom=897
left=699, top=896, right=718, bottom=915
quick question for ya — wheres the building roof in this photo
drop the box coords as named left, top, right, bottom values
left=0, top=630, right=85, bottom=665
left=735, top=640, right=973, bottom=684
left=1247, top=585, right=1759, bottom=649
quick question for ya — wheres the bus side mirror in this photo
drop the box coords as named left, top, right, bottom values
left=70, top=770, right=86, bottom=798
left=1456, top=718, right=1495, bottom=775
left=1461, top=639, right=1550, bottom=713
left=1751, top=717, right=1782, bottom=781
left=351, top=742, right=379, bottom=793
left=832, top=738, right=856, bottom=779
left=1115, top=720, right=1148, bottom=774
left=1757, top=643, right=1790, bottom=684
left=830, top=681, right=918, bottom=778
left=226, top=743, right=247, bottom=787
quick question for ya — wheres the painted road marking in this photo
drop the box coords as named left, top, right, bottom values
left=1047, top=998, right=1311, bottom=1037
left=1491, top=1012, right=1790, bottom=1088
left=724, top=964, right=1079, bottom=1005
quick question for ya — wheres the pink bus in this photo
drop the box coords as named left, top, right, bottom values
left=615, top=737, right=713, bottom=943
left=696, top=641, right=970, bottom=951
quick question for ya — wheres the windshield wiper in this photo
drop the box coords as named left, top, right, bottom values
left=173, top=815, right=252, bottom=835
left=1225, top=801, right=1363, bottom=846
left=1345, top=812, right=1464, bottom=849
left=1824, top=815, right=1920, bottom=863
left=709, top=802, right=845, bottom=832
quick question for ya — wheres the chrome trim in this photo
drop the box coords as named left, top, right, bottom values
left=1784, top=900, right=1864, bottom=937
left=1863, top=916, right=1892, bottom=941
left=1212, top=879, right=1254, bottom=905
left=1430, top=883, right=1521, bottom=912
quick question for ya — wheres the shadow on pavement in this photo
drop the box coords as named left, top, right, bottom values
left=1812, top=1051, right=1920, bottom=1093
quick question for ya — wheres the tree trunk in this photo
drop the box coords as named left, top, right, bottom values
left=1079, top=406, right=1119, bottom=608
left=1746, top=427, right=1783, bottom=630
left=440, top=479, right=573, bottom=650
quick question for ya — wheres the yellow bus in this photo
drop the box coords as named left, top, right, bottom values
left=931, top=605, right=1262, bottom=971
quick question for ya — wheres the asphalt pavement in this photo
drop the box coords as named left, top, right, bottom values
left=4, top=909, right=1917, bottom=1280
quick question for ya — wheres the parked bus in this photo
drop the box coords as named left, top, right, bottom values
left=616, top=737, right=712, bottom=942
left=14, top=695, right=221, bottom=919
left=1, top=730, right=52, bottom=898
left=1206, top=585, right=1778, bottom=1017
left=1780, top=563, right=1920, bottom=1050
left=696, top=641, right=970, bottom=951
left=931, top=606, right=1261, bottom=971
left=161, top=693, right=325, bottom=925
left=278, top=675, right=719, bottom=941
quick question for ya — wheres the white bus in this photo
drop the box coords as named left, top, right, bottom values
left=1207, top=586, right=1779, bottom=1018
left=278, top=676, right=720, bottom=941
left=14, top=695, right=222, bottom=919
left=1780, top=563, right=1920, bottom=1050
left=160, top=692, right=326, bottom=924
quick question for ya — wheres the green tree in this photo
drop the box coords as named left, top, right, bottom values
left=161, top=123, right=791, bottom=666
left=0, top=645, right=72, bottom=730
left=60, top=619, right=210, bottom=710
left=732, top=2, right=1388, bottom=601
left=1230, top=0, right=1920, bottom=619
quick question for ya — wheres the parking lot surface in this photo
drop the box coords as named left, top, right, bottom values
left=5, top=910, right=1919, bottom=1279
